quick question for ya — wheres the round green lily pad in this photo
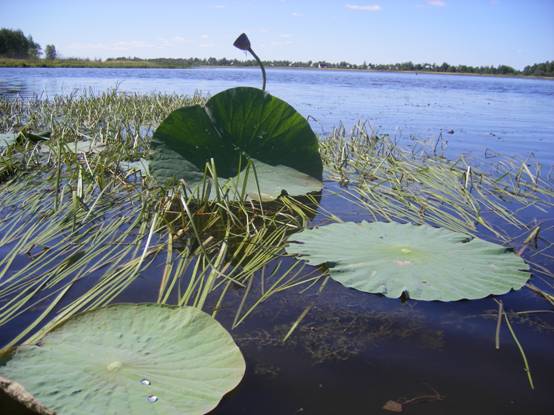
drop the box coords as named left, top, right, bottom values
left=286, top=221, right=530, bottom=301
left=1, top=304, right=246, bottom=415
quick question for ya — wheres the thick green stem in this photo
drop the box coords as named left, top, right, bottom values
left=248, top=48, right=266, bottom=91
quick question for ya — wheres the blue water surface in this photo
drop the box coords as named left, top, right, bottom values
left=1, top=67, right=553, bottom=165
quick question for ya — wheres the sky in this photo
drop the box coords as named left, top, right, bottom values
left=1, top=0, right=553, bottom=69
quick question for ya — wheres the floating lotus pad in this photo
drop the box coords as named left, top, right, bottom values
left=66, top=140, right=106, bottom=154
left=150, top=87, right=323, bottom=199
left=286, top=221, right=530, bottom=301
left=0, top=304, right=246, bottom=415
left=119, top=158, right=151, bottom=177
left=0, top=133, right=18, bottom=150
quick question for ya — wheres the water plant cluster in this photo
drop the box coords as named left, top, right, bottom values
left=0, top=80, right=552, bottom=412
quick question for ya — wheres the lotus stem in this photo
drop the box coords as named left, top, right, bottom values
left=248, top=47, right=266, bottom=91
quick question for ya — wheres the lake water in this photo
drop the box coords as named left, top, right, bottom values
left=1, top=67, right=553, bottom=166
left=1, top=67, right=553, bottom=415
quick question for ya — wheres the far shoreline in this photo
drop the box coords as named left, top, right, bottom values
left=196, top=65, right=554, bottom=81
left=0, top=59, right=552, bottom=81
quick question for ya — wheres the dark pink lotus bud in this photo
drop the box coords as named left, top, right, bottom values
left=233, top=33, right=251, bottom=51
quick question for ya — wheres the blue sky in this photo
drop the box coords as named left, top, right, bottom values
left=1, top=0, right=553, bottom=69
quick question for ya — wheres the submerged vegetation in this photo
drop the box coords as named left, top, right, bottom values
left=0, top=85, right=552, bottom=411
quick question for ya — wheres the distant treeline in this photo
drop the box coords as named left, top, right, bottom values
left=1, top=28, right=552, bottom=78
left=522, top=61, right=554, bottom=77
left=104, top=57, right=553, bottom=77
left=3, top=56, right=553, bottom=78
left=108, top=57, right=523, bottom=75
left=0, top=57, right=173, bottom=69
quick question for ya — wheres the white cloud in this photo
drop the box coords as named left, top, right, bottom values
left=171, top=36, right=190, bottom=44
left=65, top=36, right=191, bottom=52
left=66, top=40, right=155, bottom=51
left=426, top=0, right=445, bottom=6
left=271, top=40, right=294, bottom=47
left=345, top=4, right=381, bottom=12
left=291, top=12, right=303, bottom=17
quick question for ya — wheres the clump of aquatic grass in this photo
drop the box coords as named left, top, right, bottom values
left=0, top=171, right=321, bottom=352
left=0, top=88, right=205, bottom=135
left=0, top=88, right=205, bottom=178
left=319, top=123, right=553, bottom=269
left=0, top=90, right=325, bottom=353
left=319, top=123, right=553, bottom=389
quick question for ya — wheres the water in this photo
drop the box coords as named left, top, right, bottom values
left=0, top=67, right=553, bottom=415
left=1, top=67, right=553, bottom=165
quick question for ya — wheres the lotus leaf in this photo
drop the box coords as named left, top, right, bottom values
left=0, top=133, right=18, bottom=150
left=66, top=140, right=106, bottom=154
left=286, top=221, right=530, bottom=301
left=150, top=87, right=323, bottom=199
left=119, top=158, right=150, bottom=176
left=1, top=304, right=246, bottom=415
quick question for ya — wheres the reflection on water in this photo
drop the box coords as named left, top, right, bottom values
left=1, top=67, right=553, bottom=164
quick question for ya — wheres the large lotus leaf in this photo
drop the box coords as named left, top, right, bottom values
left=204, top=87, right=322, bottom=179
left=286, top=221, right=530, bottom=301
left=0, top=304, right=246, bottom=415
left=150, top=87, right=323, bottom=196
left=151, top=105, right=237, bottom=181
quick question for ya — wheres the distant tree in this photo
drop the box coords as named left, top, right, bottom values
left=523, top=61, right=554, bottom=77
left=45, top=44, right=57, bottom=60
left=26, top=35, right=41, bottom=58
left=496, top=64, right=516, bottom=75
left=439, top=62, right=450, bottom=72
left=0, top=28, right=41, bottom=58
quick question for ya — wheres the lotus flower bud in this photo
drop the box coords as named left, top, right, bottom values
left=233, top=33, right=251, bottom=51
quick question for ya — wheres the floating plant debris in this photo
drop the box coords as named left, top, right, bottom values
left=1, top=304, right=246, bottom=415
left=286, top=221, right=531, bottom=301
